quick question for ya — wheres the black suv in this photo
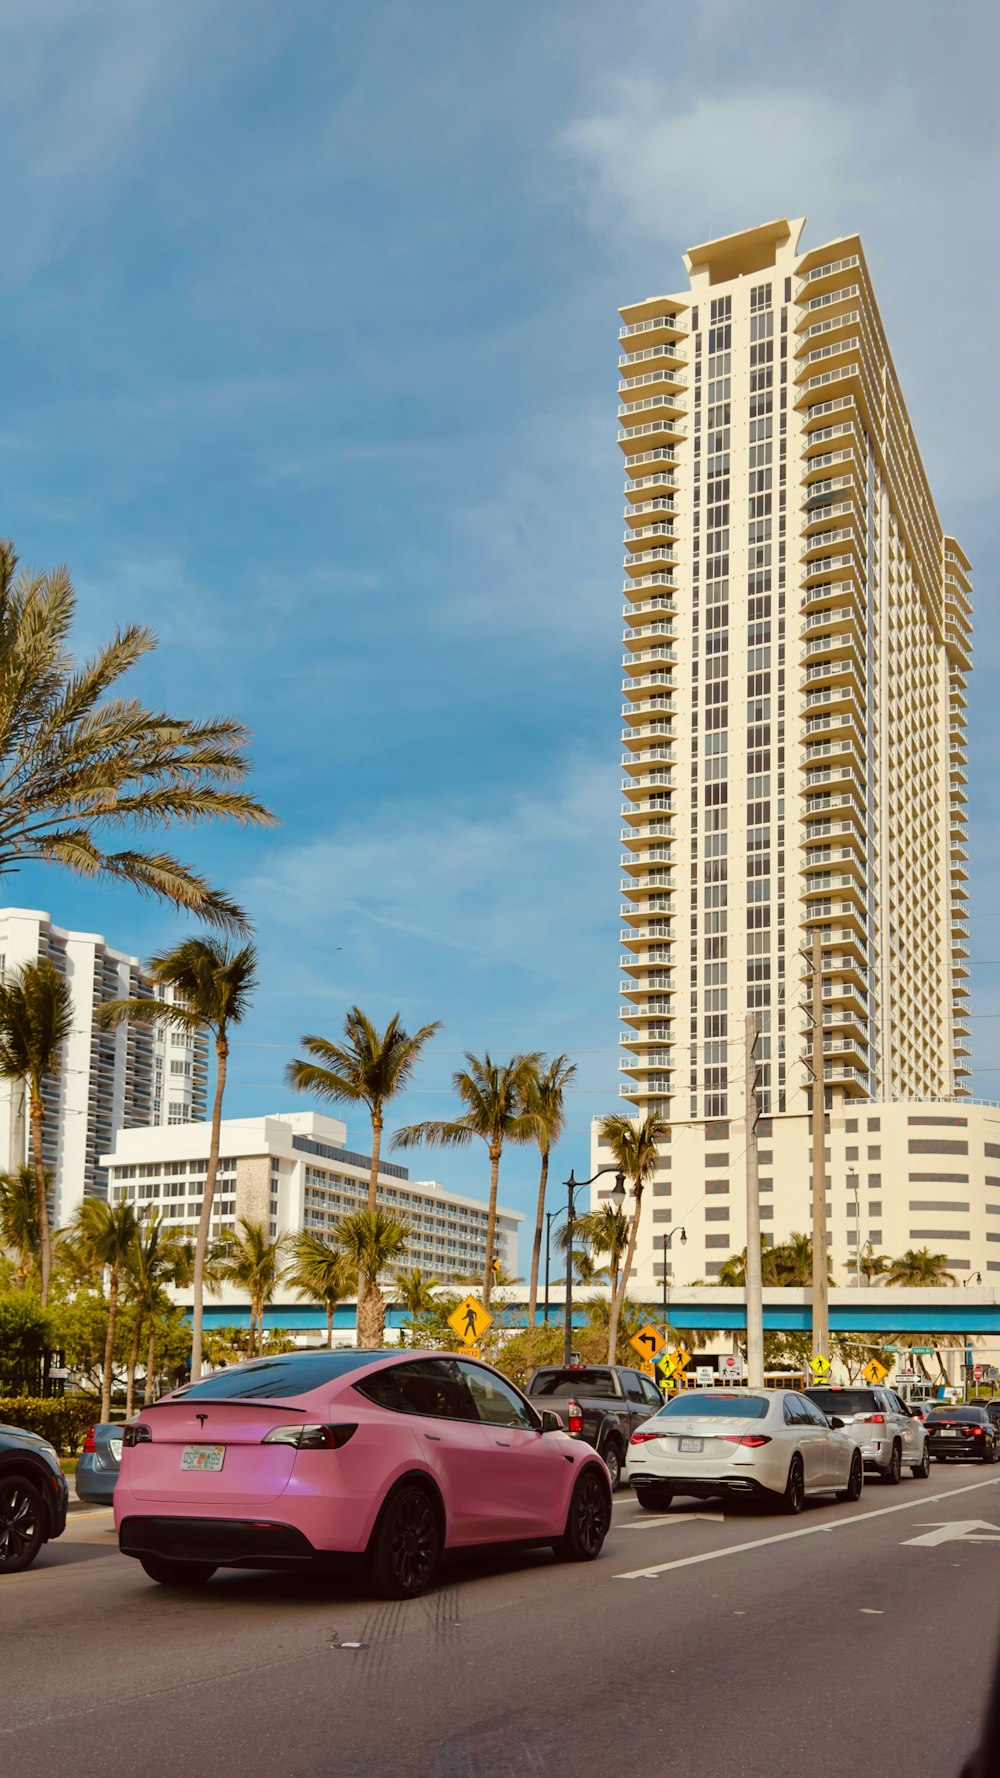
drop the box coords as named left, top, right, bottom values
left=0, top=1421, right=69, bottom=1573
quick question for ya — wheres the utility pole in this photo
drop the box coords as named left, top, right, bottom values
left=809, top=928, right=829, bottom=1360
left=745, top=1016, right=764, bottom=1388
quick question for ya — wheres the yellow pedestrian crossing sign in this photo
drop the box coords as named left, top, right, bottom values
left=447, top=1295, right=493, bottom=1347
left=862, top=1358, right=889, bottom=1385
left=657, top=1344, right=692, bottom=1381
left=630, top=1323, right=667, bottom=1361
left=809, top=1354, right=831, bottom=1380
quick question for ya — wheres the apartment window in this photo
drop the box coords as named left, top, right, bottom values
left=909, top=1140, right=968, bottom=1156
left=705, top=1236, right=729, bottom=1250
left=845, top=1147, right=859, bottom=1161
left=705, top=1180, right=729, bottom=1195
left=705, top=1154, right=730, bottom=1168
left=705, top=1206, right=729, bottom=1222
left=867, top=1118, right=881, bottom=1131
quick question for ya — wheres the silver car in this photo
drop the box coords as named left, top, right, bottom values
left=805, top=1386, right=929, bottom=1483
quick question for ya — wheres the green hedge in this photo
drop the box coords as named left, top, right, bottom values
left=0, top=1396, right=104, bottom=1455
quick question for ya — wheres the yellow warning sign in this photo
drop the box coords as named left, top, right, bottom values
left=630, top=1323, right=667, bottom=1361
left=447, top=1295, right=493, bottom=1347
left=809, top=1354, right=831, bottom=1380
left=862, top=1358, right=889, bottom=1385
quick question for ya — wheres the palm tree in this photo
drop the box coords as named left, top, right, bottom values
left=0, top=1163, right=46, bottom=1289
left=0, top=539, right=273, bottom=929
left=523, top=1054, right=576, bottom=1328
left=68, top=1198, right=139, bottom=1420
left=99, top=935, right=258, bottom=1381
left=286, top=1233, right=357, bottom=1349
left=392, top=1267, right=441, bottom=1342
left=393, top=1051, right=543, bottom=1310
left=0, top=960, right=73, bottom=1304
left=123, top=1214, right=190, bottom=1415
left=286, top=1008, right=442, bottom=1215
left=857, top=1245, right=892, bottom=1284
left=334, top=1208, right=411, bottom=1345
left=572, top=1206, right=630, bottom=1302
left=222, top=1218, right=290, bottom=1357
left=887, top=1247, right=957, bottom=1287
left=597, top=1111, right=670, bottom=1365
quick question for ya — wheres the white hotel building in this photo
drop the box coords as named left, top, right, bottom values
left=595, top=218, right=998, bottom=1287
left=0, top=907, right=207, bottom=1226
left=102, top=1109, right=522, bottom=1287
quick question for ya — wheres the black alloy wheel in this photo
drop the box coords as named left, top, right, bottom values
left=779, top=1455, right=805, bottom=1516
left=911, top=1444, right=931, bottom=1479
left=983, top=1436, right=999, bottom=1465
left=881, top=1441, right=902, bottom=1485
left=601, top=1441, right=623, bottom=1492
left=138, top=1555, right=217, bottom=1586
left=371, top=1485, right=443, bottom=1599
left=837, top=1450, right=863, bottom=1503
left=0, top=1477, right=45, bottom=1574
left=554, top=1467, right=613, bottom=1562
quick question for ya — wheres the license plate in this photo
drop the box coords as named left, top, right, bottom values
left=679, top=1437, right=703, bottom=1454
left=939, top=1431, right=959, bottom=1438
left=109, top=1440, right=123, bottom=1463
left=181, top=1445, right=225, bottom=1472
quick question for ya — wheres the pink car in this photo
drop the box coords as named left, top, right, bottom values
left=115, top=1349, right=612, bottom=1598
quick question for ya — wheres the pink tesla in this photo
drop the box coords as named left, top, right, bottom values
left=115, top=1349, right=612, bottom=1597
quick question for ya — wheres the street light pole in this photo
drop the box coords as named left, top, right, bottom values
left=543, top=1207, right=564, bottom=1328
left=745, top=1015, right=764, bottom=1390
left=560, top=1165, right=625, bottom=1367
left=660, top=1226, right=687, bottom=1333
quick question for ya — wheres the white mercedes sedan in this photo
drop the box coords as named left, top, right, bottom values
left=626, top=1388, right=863, bottom=1514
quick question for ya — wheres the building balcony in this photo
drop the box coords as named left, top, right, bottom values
left=622, top=651, right=678, bottom=677
left=621, top=844, right=673, bottom=867
left=622, top=721, right=675, bottom=745
left=618, top=360, right=686, bottom=395
left=620, top=929, right=674, bottom=954
left=618, top=389, right=687, bottom=422
left=624, top=498, right=677, bottom=528
left=623, top=623, right=678, bottom=649
left=618, top=418, right=687, bottom=451
left=622, top=695, right=675, bottom=718
left=618, top=312, right=686, bottom=346
left=821, top=1062, right=870, bottom=1095
left=623, top=521, right=677, bottom=548
left=618, top=342, right=687, bottom=376
left=623, top=459, right=680, bottom=496
left=621, top=772, right=675, bottom=797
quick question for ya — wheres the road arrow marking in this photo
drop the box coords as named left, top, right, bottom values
left=901, top=1519, right=1000, bottom=1548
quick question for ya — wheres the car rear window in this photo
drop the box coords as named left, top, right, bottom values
left=652, top=1393, right=770, bottom=1420
left=805, top=1389, right=878, bottom=1417
left=166, top=1352, right=380, bottom=1400
left=528, top=1369, right=618, bottom=1397
left=926, top=1407, right=986, bottom=1424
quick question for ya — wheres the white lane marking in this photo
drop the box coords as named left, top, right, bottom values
left=859, top=1609, right=883, bottom=1615
left=614, top=1475, right=1000, bottom=1580
left=902, top=1519, right=1000, bottom=1547
left=619, top=1512, right=725, bottom=1530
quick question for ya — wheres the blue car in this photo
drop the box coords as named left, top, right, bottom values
left=75, top=1423, right=123, bottom=1505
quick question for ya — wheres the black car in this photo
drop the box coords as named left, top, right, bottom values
left=0, top=1421, right=70, bottom=1573
left=925, top=1404, right=1000, bottom=1463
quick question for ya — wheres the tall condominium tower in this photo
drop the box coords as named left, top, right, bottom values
left=0, top=907, right=209, bottom=1225
left=618, top=218, right=972, bottom=1128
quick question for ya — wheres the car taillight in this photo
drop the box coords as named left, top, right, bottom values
left=566, top=1400, right=583, bottom=1435
left=723, top=1434, right=772, bottom=1448
left=969, top=1426, right=984, bottom=1436
left=261, top=1424, right=357, bottom=1449
left=82, top=1428, right=97, bottom=1453
left=860, top=1413, right=885, bottom=1424
left=122, top=1423, right=152, bottom=1446
left=630, top=1429, right=662, bottom=1444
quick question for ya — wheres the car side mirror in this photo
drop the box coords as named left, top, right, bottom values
left=829, top=1415, right=846, bottom=1430
left=540, top=1410, right=564, bottom=1434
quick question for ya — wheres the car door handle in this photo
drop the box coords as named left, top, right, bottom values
left=494, top=1440, right=512, bottom=1448
left=423, top=1433, right=441, bottom=1442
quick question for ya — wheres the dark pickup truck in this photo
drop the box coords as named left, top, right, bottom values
left=525, top=1364, right=664, bottom=1491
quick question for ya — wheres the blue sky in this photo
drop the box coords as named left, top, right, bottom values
left=2, top=1, right=997, bottom=1260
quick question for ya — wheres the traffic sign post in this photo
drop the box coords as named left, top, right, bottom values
left=447, top=1295, right=494, bottom=1348
left=630, top=1323, right=667, bottom=1362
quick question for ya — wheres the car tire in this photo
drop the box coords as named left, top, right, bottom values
left=778, top=1455, right=805, bottom=1516
left=837, top=1450, right=863, bottom=1503
left=880, top=1442, right=902, bottom=1485
left=911, top=1445, right=931, bottom=1479
left=0, top=1476, right=46, bottom=1574
left=600, top=1440, right=624, bottom=1493
left=368, top=1483, right=443, bottom=1600
left=553, top=1466, right=612, bottom=1563
left=636, top=1487, right=674, bottom=1513
left=982, top=1439, right=998, bottom=1465
left=138, top=1555, right=217, bottom=1587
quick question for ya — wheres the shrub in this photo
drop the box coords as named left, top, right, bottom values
left=0, top=1395, right=103, bottom=1455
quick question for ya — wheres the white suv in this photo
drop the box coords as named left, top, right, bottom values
left=805, top=1386, right=930, bottom=1483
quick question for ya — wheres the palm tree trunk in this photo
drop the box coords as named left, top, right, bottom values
left=144, top=1320, right=157, bottom=1405
left=367, top=1110, right=383, bottom=1215
left=607, top=1184, right=643, bottom=1365
left=357, top=1285, right=384, bottom=1346
left=28, top=1081, right=52, bottom=1307
left=125, top=1311, right=143, bottom=1421
left=101, top=1266, right=120, bottom=1422
left=526, top=1149, right=549, bottom=1328
left=481, top=1144, right=501, bottom=1312
left=191, top=1030, right=227, bottom=1383
left=326, top=1303, right=334, bottom=1349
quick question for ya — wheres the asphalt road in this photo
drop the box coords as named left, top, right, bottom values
left=5, top=1464, right=1000, bottom=1778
